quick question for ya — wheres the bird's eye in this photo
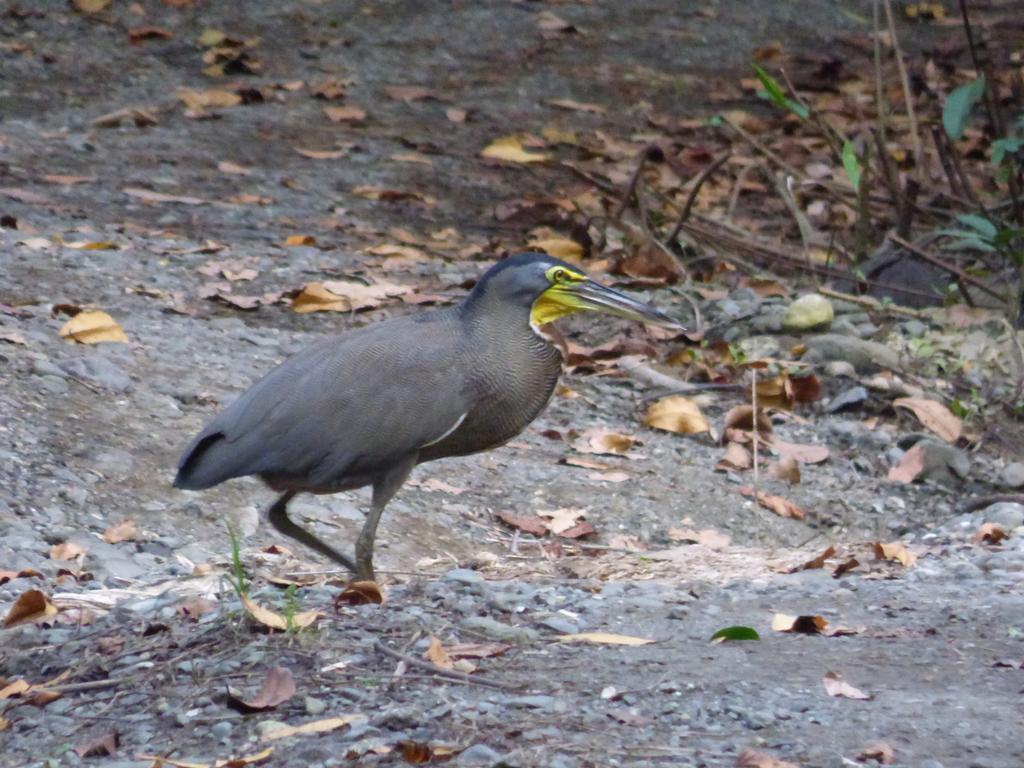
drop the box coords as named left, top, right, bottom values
left=552, top=268, right=568, bottom=283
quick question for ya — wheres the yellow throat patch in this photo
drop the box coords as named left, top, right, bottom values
left=529, top=265, right=588, bottom=327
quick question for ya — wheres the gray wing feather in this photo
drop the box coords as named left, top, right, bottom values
left=174, top=314, right=471, bottom=490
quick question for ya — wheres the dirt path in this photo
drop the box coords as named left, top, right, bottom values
left=2, top=2, right=1023, bottom=767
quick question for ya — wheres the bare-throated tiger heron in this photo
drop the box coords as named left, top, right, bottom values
left=174, top=253, right=682, bottom=579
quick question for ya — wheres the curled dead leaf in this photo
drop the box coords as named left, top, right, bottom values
left=58, top=310, right=128, bottom=344
left=103, top=520, right=141, bottom=544
left=260, top=715, right=364, bottom=742
left=893, top=397, right=962, bottom=443
left=789, top=545, right=836, bottom=573
left=974, top=523, right=1006, bottom=545
left=722, top=405, right=772, bottom=444
left=857, top=742, right=895, bottom=764
left=768, top=455, right=801, bottom=484
left=241, top=594, right=321, bottom=631
left=571, top=427, right=640, bottom=456
left=823, top=671, right=872, bottom=700
left=735, top=749, right=798, bottom=768
left=3, top=589, right=59, bottom=628
left=227, top=666, right=296, bottom=712
left=738, top=486, right=807, bottom=520
left=50, top=541, right=86, bottom=561
left=336, top=580, right=384, bottom=606
left=887, top=442, right=927, bottom=484
left=424, top=636, right=454, bottom=670
left=324, top=105, right=367, bottom=123
left=291, top=279, right=411, bottom=313
left=494, top=511, right=548, bottom=537
left=872, top=541, right=917, bottom=567
left=715, top=441, right=752, bottom=472
left=771, top=613, right=828, bottom=634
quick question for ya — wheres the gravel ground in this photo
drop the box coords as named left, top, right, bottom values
left=2, top=2, right=1024, bottom=767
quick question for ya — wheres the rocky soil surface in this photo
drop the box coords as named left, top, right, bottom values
left=2, top=2, right=1024, bottom=767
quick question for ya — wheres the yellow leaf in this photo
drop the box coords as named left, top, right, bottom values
left=284, top=234, right=316, bottom=246
left=480, top=135, right=550, bottom=164
left=3, top=589, right=58, bottom=628
left=528, top=237, right=584, bottom=261
left=58, top=310, right=129, bottom=344
left=260, top=715, right=364, bottom=741
left=643, top=396, right=709, bottom=434
left=292, top=280, right=411, bottom=314
left=63, top=241, right=119, bottom=251
left=557, top=632, right=655, bottom=646
left=241, top=594, right=320, bottom=631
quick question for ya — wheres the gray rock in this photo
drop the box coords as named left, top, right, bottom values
left=824, top=360, right=856, bottom=378
left=982, top=502, right=1024, bottom=530
left=902, top=319, right=929, bottom=337
left=459, top=616, right=539, bottom=644
left=825, top=386, right=869, bottom=413
left=210, top=720, right=233, bottom=739
left=305, top=695, right=327, bottom=715
left=998, top=462, right=1024, bottom=489
left=538, top=615, right=579, bottom=634
left=830, top=317, right=860, bottom=337
left=782, top=293, right=834, bottom=331
left=442, top=568, right=484, bottom=585
left=56, top=355, right=133, bottom=392
left=802, top=334, right=901, bottom=372
left=456, top=744, right=505, bottom=765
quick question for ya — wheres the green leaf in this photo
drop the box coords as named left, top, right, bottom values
left=993, top=228, right=1024, bottom=247
left=955, top=213, right=998, bottom=238
left=945, top=237, right=996, bottom=253
left=752, top=63, right=809, bottom=120
left=943, top=76, right=985, bottom=140
left=992, top=136, right=1024, bottom=166
left=710, top=625, right=760, bottom=642
left=842, top=140, right=861, bottom=191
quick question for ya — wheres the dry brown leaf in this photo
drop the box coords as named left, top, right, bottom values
left=177, top=88, right=242, bottom=110
left=396, top=740, right=441, bottom=764
left=557, top=632, right=655, bottom=646
left=789, top=545, right=836, bottom=573
left=480, top=136, right=550, bottom=164
left=528, top=236, right=584, bottom=261
left=667, top=527, right=730, bottom=549
left=58, top=310, right=128, bottom=344
left=323, top=105, right=367, bottom=123
left=768, top=455, right=801, bottom=484
left=284, top=234, right=316, bottom=246
left=240, top=595, right=321, bottom=630
left=722, top=405, right=773, bottom=443
left=292, top=279, right=411, bottom=313
left=771, top=613, right=828, bottom=634
left=63, top=240, right=119, bottom=251
left=494, top=511, right=548, bottom=537
left=536, top=10, right=576, bottom=33
left=50, top=541, right=86, bottom=561
left=217, top=160, right=252, bottom=176
left=738, top=486, right=807, bottom=520
left=571, top=427, right=640, bottom=456
left=538, top=507, right=588, bottom=535
left=353, top=186, right=433, bottom=204
left=715, top=442, right=752, bottom=472
left=444, top=642, right=511, bottom=660
left=75, top=731, right=119, bottom=758
left=336, top=580, right=384, bottom=606
left=644, top=396, right=709, bottom=434
left=446, top=107, right=468, bottom=123
left=872, top=541, right=917, bottom=567
left=887, top=442, right=927, bottom=484
left=857, top=742, right=895, bottom=764
left=893, top=397, right=962, bottom=443
left=227, top=666, right=296, bottom=712
left=588, top=470, right=630, bottom=483
left=735, top=749, right=798, bottom=768
left=103, top=520, right=141, bottom=544
left=770, top=438, right=829, bottom=465
left=4, top=589, right=58, bottom=628
left=364, top=243, right=428, bottom=261
left=823, top=671, right=872, bottom=700
left=975, top=523, right=1007, bottom=545
left=72, top=0, right=111, bottom=13
left=0, top=679, right=30, bottom=699
left=424, top=636, right=454, bottom=670
left=294, top=147, right=347, bottom=160
left=388, top=152, right=433, bottom=165
left=546, top=98, right=605, bottom=113
left=1, top=328, right=28, bottom=346
left=260, top=715, right=364, bottom=742
left=833, top=557, right=860, bottom=578
left=123, top=187, right=206, bottom=205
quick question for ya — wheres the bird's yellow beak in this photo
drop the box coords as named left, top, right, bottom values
left=531, top=278, right=685, bottom=330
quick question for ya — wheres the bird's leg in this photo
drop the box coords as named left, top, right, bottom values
left=266, top=491, right=358, bottom=574
left=356, top=455, right=417, bottom=581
